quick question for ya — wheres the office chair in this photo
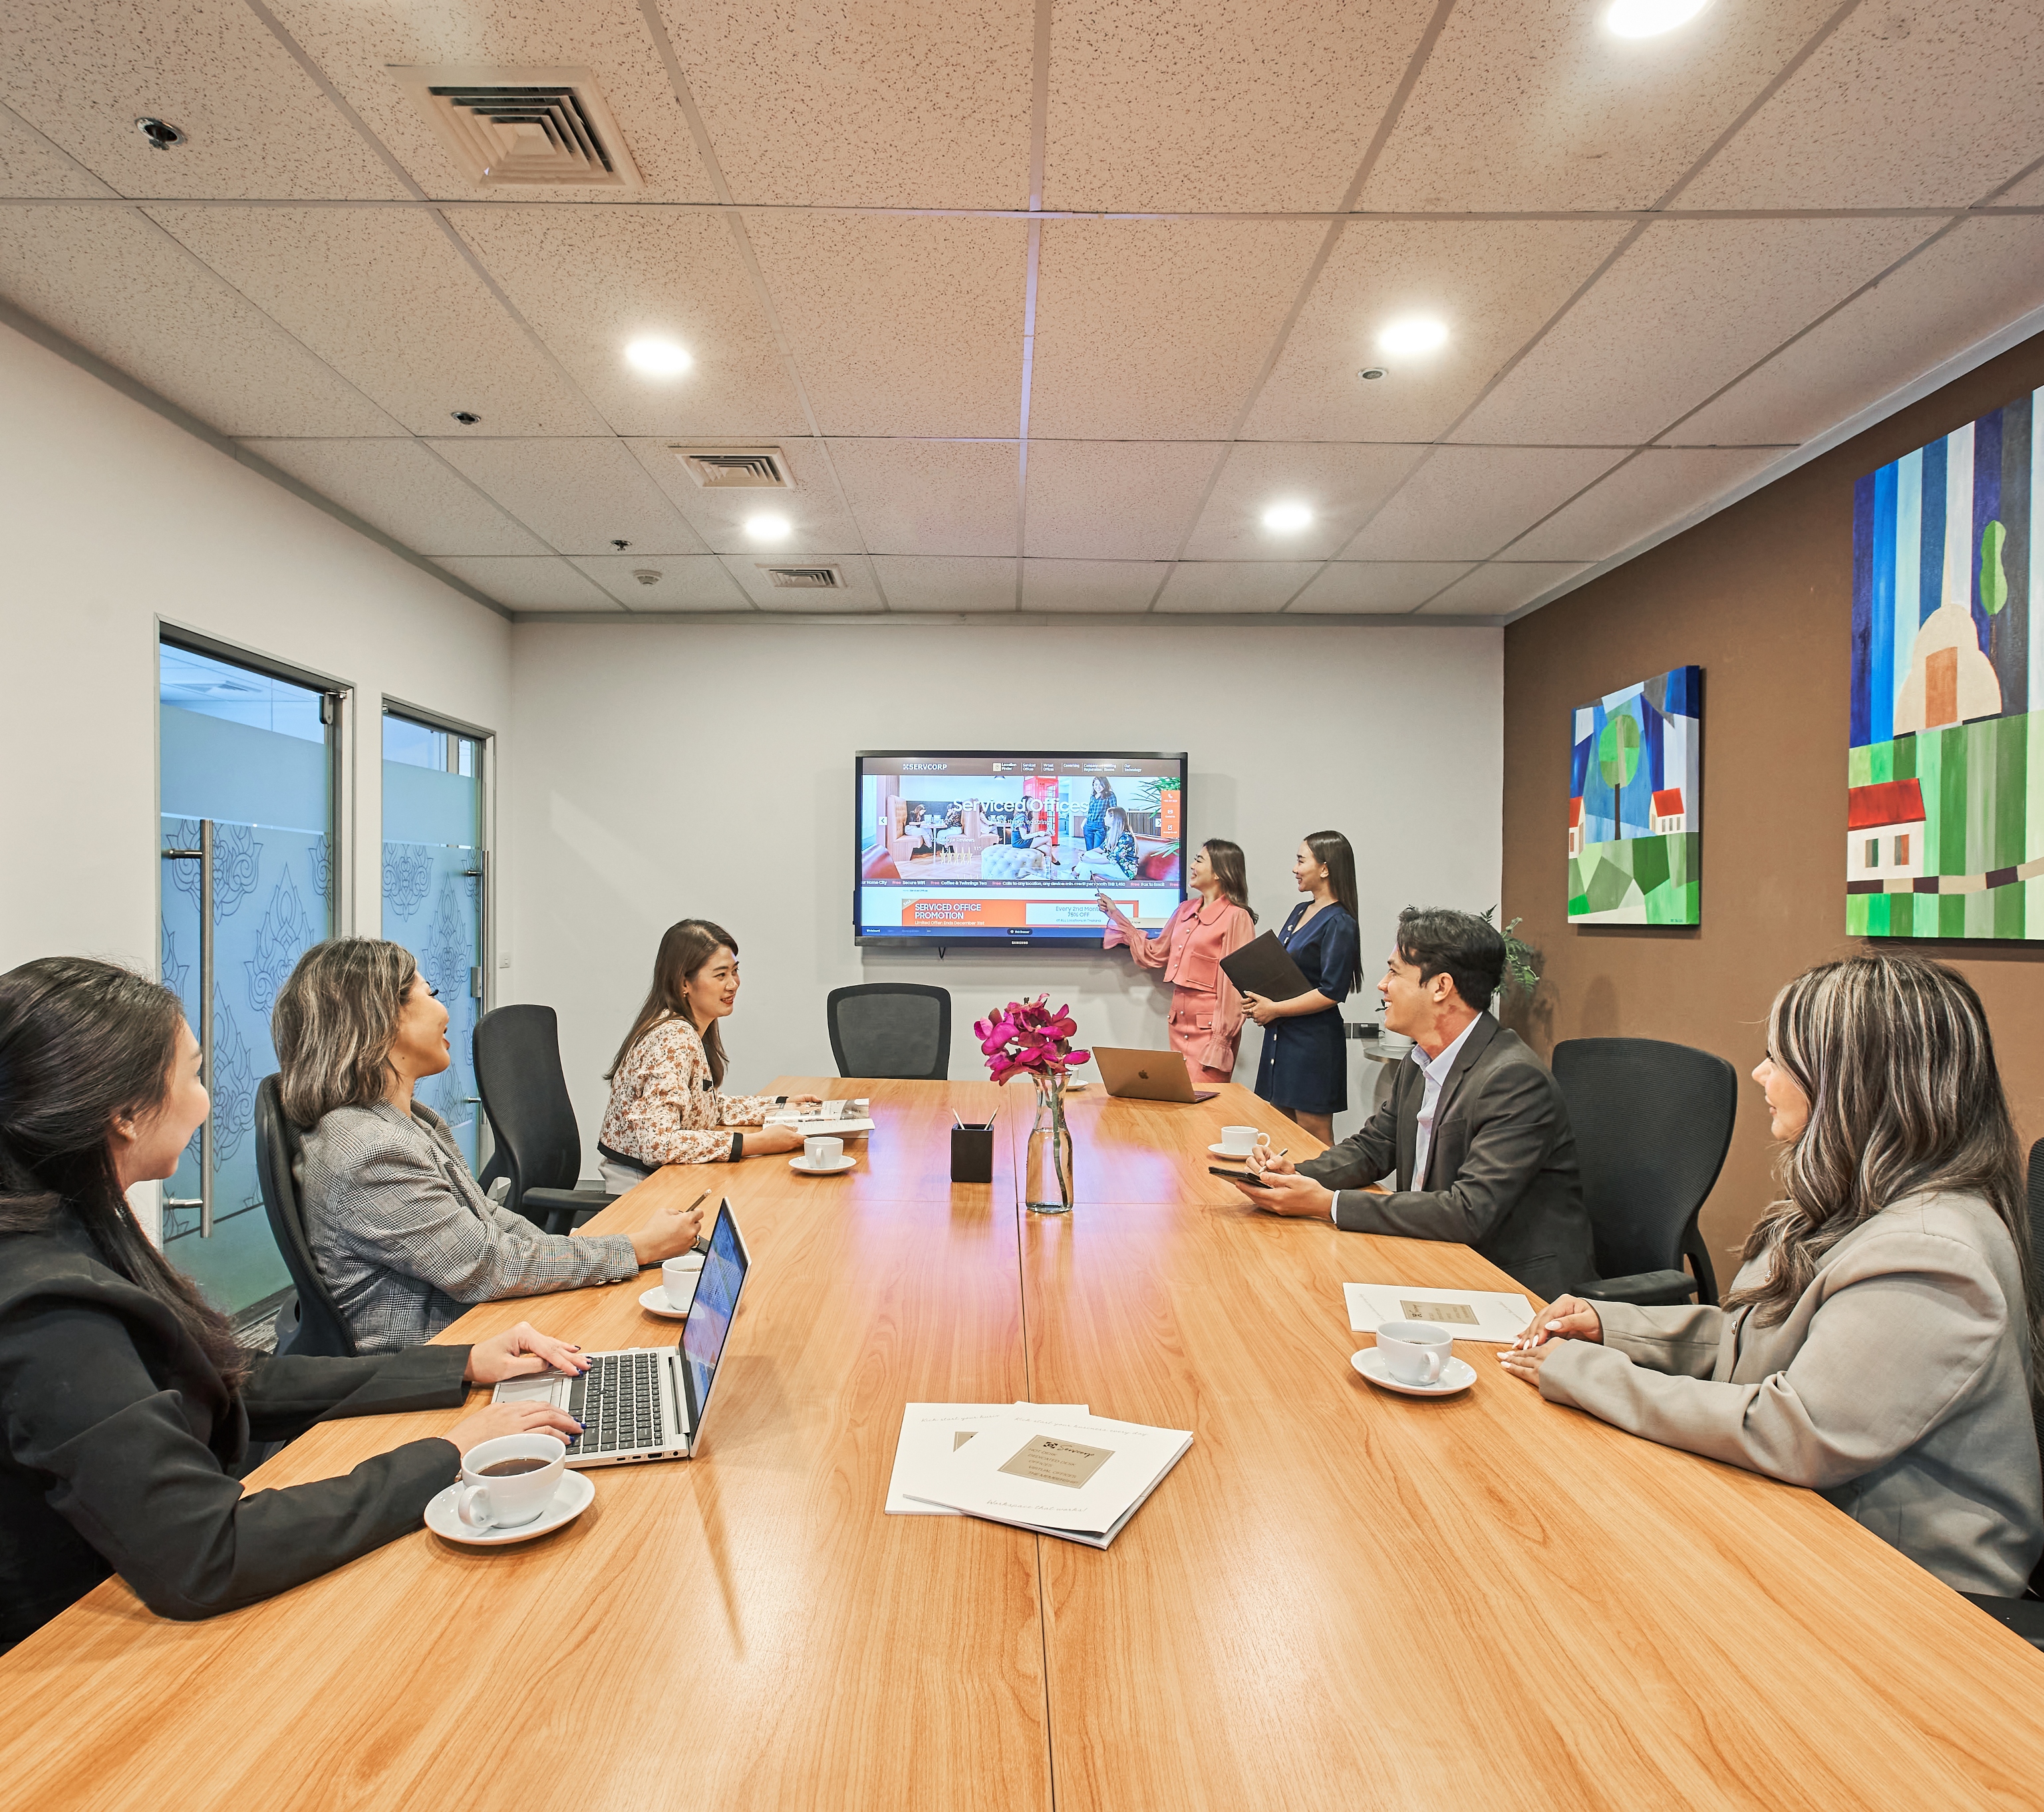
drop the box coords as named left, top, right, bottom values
left=472, top=1004, right=615, bottom=1235
left=826, top=983, right=951, bottom=1081
left=1550, top=1036, right=1737, bottom=1308
left=254, top=1074, right=357, bottom=1359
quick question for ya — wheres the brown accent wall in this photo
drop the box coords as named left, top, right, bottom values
left=1502, top=331, right=2044, bottom=1288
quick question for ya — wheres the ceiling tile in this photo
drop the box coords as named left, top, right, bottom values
left=1342, top=446, right=1625, bottom=560
left=867, top=556, right=1018, bottom=612
left=240, top=439, right=547, bottom=556
left=660, top=0, right=1032, bottom=208
left=0, top=101, right=113, bottom=197
left=431, top=555, right=620, bottom=612
left=1022, top=440, right=1220, bottom=559
left=449, top=207, right=803, bottom=438
left=1681, top=3, right=2044, bottom=209
left=1181, top=443, right=1430, bottom=560
left=1506, top=448, right=1783, bottom=562
left=830, top=440, right=1019, bottom=555
left=622, top=435, right=863, bottom=555
left=1242, top=218, right=1633, bottom=442
left=1358, top=0, right=1841, bottom=211
left=567, top=555, right=750, bottom=611
left=1419, top=562, right=1585, bottom=616
left=744, top=213, right=1027, bottom=438
left=1998, top=163, right=2044, bottom=206
left=151, top=205, right=609, bottom=436
left=0, top=206, right=402, bottom=436
left=1029, top=218, right=1328, bottom=440
left=1154, top=562, right=1320, bottom=613
left=1288, top=562, right=1475, bottom=613
left=720, top=553, right=882, bottom=613
left=1676, top=218, right=2044, bottom=447
left=426, top=436, right=708, bottom=555
left=0, top=0, right=411, bottom=200
left=257, top=1, right=716, bottom=203
left=1452, top=217, right=1940, bottom=446
left=1043, top=0, right=1437, bottom=212
left=1021, top=560, right=1171, bottom=612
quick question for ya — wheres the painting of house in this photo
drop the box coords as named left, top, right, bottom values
left=1850, top=384, right=2042, bottom=938
left=1567, top=665, right=1701, bottom=925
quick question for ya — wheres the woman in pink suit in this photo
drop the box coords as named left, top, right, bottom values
left=1096, top=839, right=1258, bottom=1084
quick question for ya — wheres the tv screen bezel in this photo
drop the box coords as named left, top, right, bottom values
left=853, top=749, right=1189, bottom=949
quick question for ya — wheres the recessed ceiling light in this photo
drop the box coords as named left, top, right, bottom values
left=1358, top=367, right=1387, bottom=382
left=448, top=410, right=482, bottom=425
left=625, top=337, right=692, bottom=378
left=1262, top=502, right=1313, bottom=534
left=744, top=512, right=792, bottom=542
left=1378, top=317, right=1449, bottom=358
left=135, top=116, right=186, bottom=150
left=1605, top=0, right=1711, bottom=38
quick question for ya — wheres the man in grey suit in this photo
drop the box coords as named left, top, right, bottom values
left=1233, top=907, right=1595, bottom=1304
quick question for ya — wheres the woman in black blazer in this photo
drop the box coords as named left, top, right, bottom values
left=0, top=957, right=583, bottom=1654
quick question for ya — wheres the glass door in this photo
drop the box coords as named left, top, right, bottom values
left=159, top=639, right=339, bottom=1334
left=382, top=710, right=488, bottom=1168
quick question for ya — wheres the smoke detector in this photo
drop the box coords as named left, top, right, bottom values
left=632, top=569, right=662, bottom=587
left=670, top=447, right=793, bottom=488
left=388, top=67, right=642, bottom=191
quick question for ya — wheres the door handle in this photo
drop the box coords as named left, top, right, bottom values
left=161, top=822, right=215, bottom=1235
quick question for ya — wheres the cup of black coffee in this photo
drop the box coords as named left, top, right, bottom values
left=456, top=1433, right=567, bottom=1531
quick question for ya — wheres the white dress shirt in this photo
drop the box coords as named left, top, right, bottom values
left=1330, top=1015, right=1480, bottom=1222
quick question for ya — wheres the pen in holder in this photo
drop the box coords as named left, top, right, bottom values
left=950, top=1122, right=995, bottom=1184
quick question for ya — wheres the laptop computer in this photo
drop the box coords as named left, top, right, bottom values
left=492, top=1195, right=752, bottom=1467
left=1093, top=1046, right=1217, bottom=1104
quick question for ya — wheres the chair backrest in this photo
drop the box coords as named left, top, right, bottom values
left=827, top=984, right=951, bottom=1081
left=2023, top=1140, right=2044, bottom=1515
left=472, top=1004, right=586, bottom=1203
left=253, top=1074, right=357, bottom=1358
left=1550, top=1037, right=1738, bottom=1296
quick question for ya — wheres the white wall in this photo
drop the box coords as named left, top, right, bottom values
left=508, top=618, right=1503, bottom=1165
left=0, top=322, right=513, bottom=1231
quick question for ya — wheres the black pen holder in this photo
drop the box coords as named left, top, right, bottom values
left=950, top=1125, right=994, bottom=1184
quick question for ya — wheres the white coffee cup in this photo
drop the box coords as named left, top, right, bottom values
left=805, top=1134, right=844, bottom=1167
left=662, top=1252, right=703, bottom=1312
left=456, top=1432, right=567, bottom=1531
left=1375, top=1319, right=1455, bottom=1387
left=1219, top=1125, right=1262, bottom=1157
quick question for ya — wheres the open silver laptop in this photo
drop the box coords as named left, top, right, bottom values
left=1092, top=1046, right=1217, bottom=1104
left=492, top=1197, right=752, bottom=1467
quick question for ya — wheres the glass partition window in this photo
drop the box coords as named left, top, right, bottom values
left=382, top=712, right=487, bottom=1166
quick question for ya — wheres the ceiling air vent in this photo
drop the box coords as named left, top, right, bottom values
left=670, top=447, right=793, bottom=488
left=759, top=564, right=843, bottom=590
left=388, top=66, right=641, bottom=190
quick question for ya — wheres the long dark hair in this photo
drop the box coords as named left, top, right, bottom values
left=1302, top=830, right=1362, bottom=990
left=607, top=920, right=740, bottom=1089
left=0, top=957, right=250, bottom=1387
left=1726, top=957, right=2038, bottom=1365
left=1201, top=839, right=1257, bottom=925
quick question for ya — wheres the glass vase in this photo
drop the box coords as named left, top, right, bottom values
left=1024, top=1070, right=1074, bottom=1215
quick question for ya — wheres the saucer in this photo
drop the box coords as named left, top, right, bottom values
left=1207, top=1142, right=1262, bottom=1160
left=638, top=1283, right=693, bottom=1318
left=790, top=1155, right=857, bottom=1175
left=1351, top=1348, right=1477, bottom=1398
left=425, top=1469, right=595, bottom=1547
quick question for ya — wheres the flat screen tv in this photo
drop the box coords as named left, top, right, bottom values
left=856, top=751, right=1188, bottom=947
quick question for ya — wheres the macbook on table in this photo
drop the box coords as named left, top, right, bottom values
left=1092, top=1046, right=1217, bottom=1104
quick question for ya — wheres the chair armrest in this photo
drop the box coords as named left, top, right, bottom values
left=521, top=1186, right=617, bottom=1237
left=1962, top=1592, right=2044, bottom=1651
left=1578, top=1269, right=1698, bottom=1307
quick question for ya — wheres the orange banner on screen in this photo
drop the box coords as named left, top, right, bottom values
left=903, top=899, right=1029, bottom=927
left=1161, top=792, right=1181, bottom=838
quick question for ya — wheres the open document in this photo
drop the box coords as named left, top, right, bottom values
left=885, top=1403, right=1090, bottom=1515
left=896, top=1404, right=1193, bottom=1549
left=764, top=1097, right=875, bottom=1135
left=1344, top=1281, right=1535, bottom=1345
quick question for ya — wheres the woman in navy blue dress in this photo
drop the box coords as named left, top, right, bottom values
left=1244, top=831, right=1362, bottom=1145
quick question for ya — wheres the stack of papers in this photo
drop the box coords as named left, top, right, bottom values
left=887, top=1402, right=1193, bottom=1548
left=764, top=1098, right=875, bottom=1135
left=1344, top=1281, right=1534, bottom=1345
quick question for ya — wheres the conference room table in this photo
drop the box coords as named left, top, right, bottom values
left=7, top=1079, right=2044, bottom=1807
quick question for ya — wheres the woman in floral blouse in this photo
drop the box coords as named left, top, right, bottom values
left=597, top=919, right=817, bottom=1190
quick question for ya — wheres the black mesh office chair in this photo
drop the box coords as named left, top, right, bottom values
left=472, top=1004, right=613, bottom=1235
left=826, top=984, right=951, bottom=1080
left=254, top=1074, right=357, bottom=1359
left=1550, top=1036, right=1736, bottom=1307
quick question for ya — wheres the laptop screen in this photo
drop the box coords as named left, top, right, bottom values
left=679, top=1199, right=748, bottom=1434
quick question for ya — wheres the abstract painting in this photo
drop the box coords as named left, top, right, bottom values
left=1850, top=385, right=2039, bottom=939
left=1568, top=665, right=1701, bottom=925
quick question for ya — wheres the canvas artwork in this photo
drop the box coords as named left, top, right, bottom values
left=1849, top=386, right=2039, bottom=939
left=1567, top=665, right=1701, bottom=925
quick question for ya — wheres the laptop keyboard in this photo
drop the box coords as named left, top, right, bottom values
left=565, top=1350, right=666, bottom=1457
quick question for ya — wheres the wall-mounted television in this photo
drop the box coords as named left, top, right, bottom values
left=856, top=751, right=1188, bottom=947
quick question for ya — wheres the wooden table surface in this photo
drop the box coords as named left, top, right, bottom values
left=6, top=1079, right=2044, bottom=1808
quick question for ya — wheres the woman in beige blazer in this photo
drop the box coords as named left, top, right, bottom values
left=1500, top=953, right=2043, bottom=1598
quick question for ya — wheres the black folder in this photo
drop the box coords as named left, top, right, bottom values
left=1218, top=931, right=1314, bottom=1002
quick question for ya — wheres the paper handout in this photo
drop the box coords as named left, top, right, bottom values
left=1344, top=1281, right=1534, bottom=1345
left=764, top=1098, right=875, bottom=1135
left=885, top=1404, right=1090, bottom=1516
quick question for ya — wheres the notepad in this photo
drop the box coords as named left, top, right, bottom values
left=885, top=1404, right=1090, bottom=1515
left=1217, top=931, right=1314, bottom=1004
left=1344, top=1282, right=1534, bottom=1345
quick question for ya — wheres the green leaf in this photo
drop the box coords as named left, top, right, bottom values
left=1981, top=519, right=2008, bottom=615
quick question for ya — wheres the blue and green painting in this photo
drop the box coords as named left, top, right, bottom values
left=1568, top=665, right=1701, bottom=925
left=1849, top=384, right=2041, bottom=939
